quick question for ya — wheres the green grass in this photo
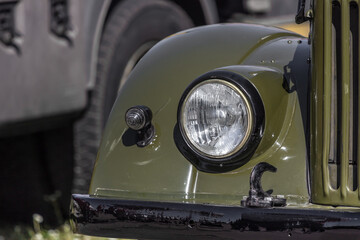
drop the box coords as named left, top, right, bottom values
left=0, top=214, right=124, bottom=240
left=0, top=223, right=116, bottom=240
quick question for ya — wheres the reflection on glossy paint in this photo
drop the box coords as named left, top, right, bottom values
left=148, top=133, right=160, bottom=151
left=110, top=138, right=121, bottom=152
left=193, top=171, right=199, bottom=194
left=280, top=146, right=288, bottom=152
left=105, top=129, right=126, bottom=159
left=249, top=71, right=259, bottom=77
left=261, top=35, right=271, bottom=41
left=282, top=156, right=294, bottom=161
left=275, top=140, right=282, bottom=148
left=185, top=165, right=193, bottom=199
left=184, top=165, right=200, bottom=200
left=134, top=159, right=155, bottom=166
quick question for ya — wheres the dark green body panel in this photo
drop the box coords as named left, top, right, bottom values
left=89, top=24, right=310, bottom=206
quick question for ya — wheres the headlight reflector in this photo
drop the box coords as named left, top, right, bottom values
left=180, top=80, right=252, bottom=158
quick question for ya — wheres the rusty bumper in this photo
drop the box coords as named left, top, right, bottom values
left=70, top=194, right=360, bottom=240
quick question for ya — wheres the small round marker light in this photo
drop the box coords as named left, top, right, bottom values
left=125, top=106, right=154, bottom=147
left=126, top=108, right=147, bottom=130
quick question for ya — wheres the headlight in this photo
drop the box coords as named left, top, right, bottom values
left=180, top=80, right=252, bottom=158
left=175, top=70, right=265, bottom=173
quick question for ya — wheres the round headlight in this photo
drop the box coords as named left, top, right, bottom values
left=175, top=70, right=264, bottom=173
left=180, top=80, right=252, bottom=158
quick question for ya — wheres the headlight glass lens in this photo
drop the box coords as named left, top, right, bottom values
left=181, top=80, right=252, bottom=158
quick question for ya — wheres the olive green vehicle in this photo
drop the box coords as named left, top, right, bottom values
left=71, top=0, right=360, bottom=239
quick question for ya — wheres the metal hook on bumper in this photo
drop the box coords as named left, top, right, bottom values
left=241, top=162, right=286, bottom=208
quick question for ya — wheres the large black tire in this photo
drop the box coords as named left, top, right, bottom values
left=73, top=0, right=193, bottom=193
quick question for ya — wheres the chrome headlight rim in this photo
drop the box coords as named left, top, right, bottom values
left=174, top=70, right=265, bottom=173
left=180, top=79, right=254, bottom=158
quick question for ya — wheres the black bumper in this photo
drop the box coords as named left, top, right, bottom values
left=70, top=194, right=360, bottom=240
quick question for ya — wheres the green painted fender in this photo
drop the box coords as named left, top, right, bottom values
left=89, top=24, right=310, bottom=206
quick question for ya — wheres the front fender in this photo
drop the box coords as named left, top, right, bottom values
left=89, top=23, right=310, bottom=206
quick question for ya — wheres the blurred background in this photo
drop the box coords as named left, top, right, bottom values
left=0, top=0, right=307, bottom=239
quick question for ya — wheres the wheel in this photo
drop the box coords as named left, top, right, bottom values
left=73, top=0, right=193, bottom=193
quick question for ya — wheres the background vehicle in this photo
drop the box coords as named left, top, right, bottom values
left=0, top=0, right=302, bottom=224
